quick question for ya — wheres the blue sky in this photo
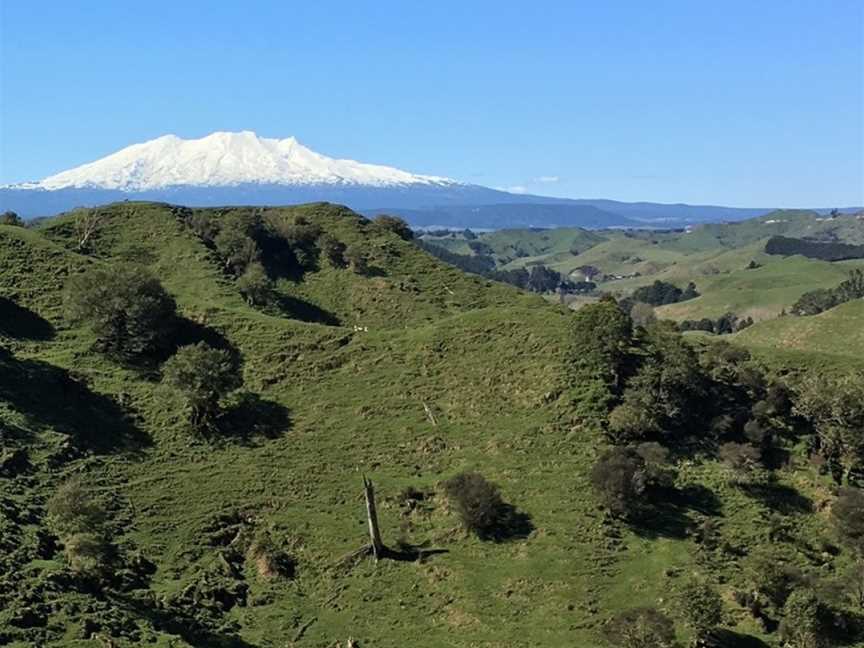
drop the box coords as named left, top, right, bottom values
left=1, top=0, right=862, bottom=206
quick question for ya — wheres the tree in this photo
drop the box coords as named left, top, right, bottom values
left=442, top=472, right=506, bottom=539
left=570, top=301, right=632, bottom=390
left=0, top=211, right=23, bottom=226
left=677, top=580, right=723, bottom=645
left=47, top=476, right=106, bottom=538
left=613, top=324, right=704, bottom=442
left=318, top=233, right=347, bottom=268
left=344, top=245, right=369, bottom=274
left=778, top=588, right=827, bottom=648
left=629, top=302, right=656, bottom=329
left=214, top=226, right=260, bottom=276
left=47, top=477, right=110, bottom=575
left=64, top=265, right=177, bottom=359
left=794, top=372, right=864, bottom=484
left=73, top=208, right=108, bottom=252
left=831, top=487, right=864, bottom=555
left=603, top=607, right=678, bottom=648
left=718, top=442, right=763, bottom=485
left=590, top=447, right=647, bottom=518
left=791, top=288, right=838, bottom=316
left=373, top=215, right=413, bottom=240
left=162, top=342, right=242, bottom=431
left=237, top=263, right=274, bottom=306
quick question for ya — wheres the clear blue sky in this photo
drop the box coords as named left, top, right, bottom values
left=1, top=0, right=862, bottom=206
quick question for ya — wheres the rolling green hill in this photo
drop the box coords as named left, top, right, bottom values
left=2, top=203, right=863, bottom=647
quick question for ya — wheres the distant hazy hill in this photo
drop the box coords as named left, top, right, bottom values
left=7, top=130, right=858, bottom=227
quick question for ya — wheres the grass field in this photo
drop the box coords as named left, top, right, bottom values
left=1, top=204, right=863, bottom=647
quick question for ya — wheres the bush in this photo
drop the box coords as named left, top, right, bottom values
left=373, top=215, right=413, bottom=240
left=47, top=477, right=110, bottom=575
left=318, top=233, right=347, bottom=268
left=442, top=472, right=506, bottom=538
left=778, top=588, right=828, bottom=648
left=344, top=245, right=369, bottom=274
left=718, top=442, right=763, bottom=484
left=602, top=607, right=677, bottom=648
left=47, top=476, right=106, bottom=538
left=590, top=447, right=647, bottom=518
left=162, top=342, right=242, bottom=431
left=63, top=532, right=110, bottom=575
left=64, top=265, right=177, bottom=359
left=0, top=210, right=23, bottom=226
left=832, top=488, right=864, bottom=555
left=237, top=263, right=274, bottom=306
left=214, top=226, right=260, bottom=276
left=677, top=580, right=723, bottom=641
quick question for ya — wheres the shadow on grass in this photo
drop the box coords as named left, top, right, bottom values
left=708, top=629, right=771, bottom=648
left=110, top=592, right=257, bottom=648
left=740, top=481, right=813, bottom=514
left=384, top=543, right=450, bottom=563
left=0, top=297, right=55, bottom=340
left=631, top=484, right=722, bottom=540
left=0, top=347, right=148, bottom=454
left=479, top=503, right=535, bottom=543
left=212, top=392, right=292, bottom=444
left=272, top=294, right=341, bottom=326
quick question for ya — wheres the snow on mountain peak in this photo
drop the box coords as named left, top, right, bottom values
left=31, top=131, right=458, bottom=191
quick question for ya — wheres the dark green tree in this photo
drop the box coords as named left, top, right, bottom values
left=442, top=472, right=507, bottom=539
left=602, top=607, right=678, bottom=648
left=162, top=342, right=242, bottom=431
left=64, top=265, right=177, bottom=359
left=373, top=214, right=413, bottom=240
left=237, top=262, right=274, bottom=306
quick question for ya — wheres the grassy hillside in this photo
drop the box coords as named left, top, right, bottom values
left=735, top=299, right=864, bottom=370
left=2, top=203, right=863, bottom=647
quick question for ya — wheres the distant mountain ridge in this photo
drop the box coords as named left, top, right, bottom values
left=2, top=131, right=858, bottom=226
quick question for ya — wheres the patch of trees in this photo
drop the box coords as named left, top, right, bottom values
left=416, top=241, right=595, bottom=295
left=572, top=298, right=864, bottom=645
left=766, top=235, right=864, bottom=262
left=678, top=312, right=754, bottom=335
left=630, top=280, right=698, bottom=306
left=1, top=210, right=23, bottom=226
left=791, top=269, right=864, bottom=316
left=372, top=214, right=413, bottom=241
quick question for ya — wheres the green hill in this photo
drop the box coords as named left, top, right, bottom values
left=2, top=203, right=863, bottom=647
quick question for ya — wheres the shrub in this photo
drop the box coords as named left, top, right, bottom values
left=344, top=245, right=369, bottom=274
left=214, top=227, right=260, bottom=275
left=318, top=233, right=347, bottom=268
left=63, top=532, right=110, bottom=575
left=0, top=211, right=23, bottom=226
left=64, top=265, right=177, bottom=359
left=602, top=607, right=677, bottom=648
left=832, top=488, right=864, bottom=555
left=162, top=342, right=242, bottom=431
left=373, top=215, right=413, bottom=240
left=247, top=527, right=296, bottom=580
left=718, top=442, right=763, bottom=484
left=47, top=477, right=110, bottom=574
left=237, top=263, right=274, bottom=306
left=47, top=476, right=106, bottom=538
left=590, top=447, right=647, bottom=518
left=778, top=588, right=828, bottom=648
left=677, top=580, right=723, bottom=642
left=442, top=472, right=506, bottom=538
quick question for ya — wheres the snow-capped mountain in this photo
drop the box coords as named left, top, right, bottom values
left=0, top=131, right=787, bottom=226
left=25, top=131, right=457, bottom=191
